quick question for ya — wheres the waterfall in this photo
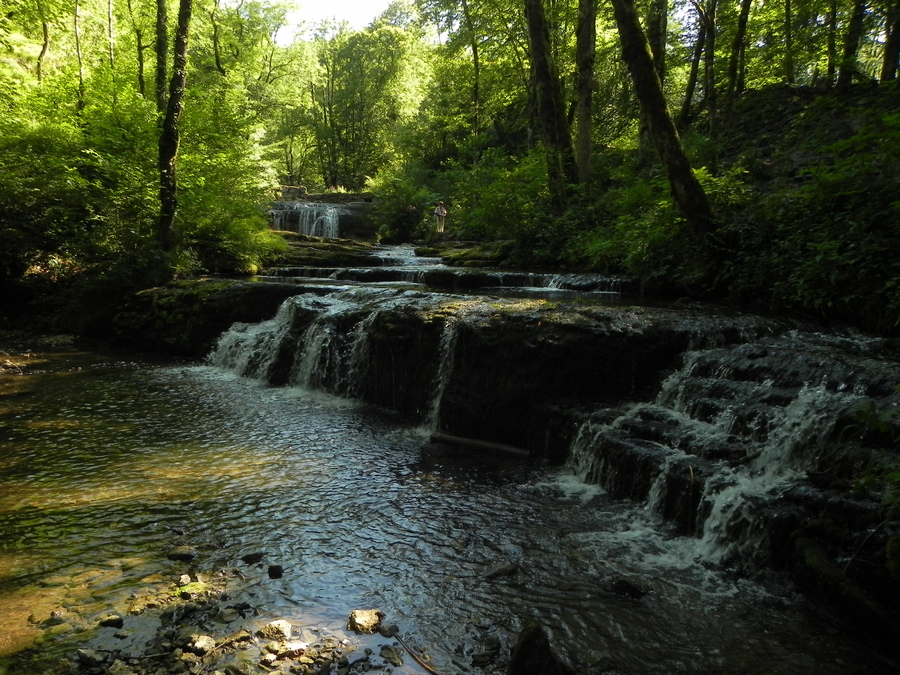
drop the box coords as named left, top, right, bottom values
left=208, top=287, right=452, bottom=421
left=269, top=202, right=341, bottom=238
left=424, top=316, right=459, bottom=429
left=566, top=331, right=890, bottom=569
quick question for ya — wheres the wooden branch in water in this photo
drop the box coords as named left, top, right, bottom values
left=429, top=432, right=530, bottom=458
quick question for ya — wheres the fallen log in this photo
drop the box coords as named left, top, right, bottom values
left=429, top=432, right=530, bottom=458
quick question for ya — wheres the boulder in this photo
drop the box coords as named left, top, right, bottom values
left=256, top=619, right=293, bottom=641
left=347, top=609, right=384, bottom=634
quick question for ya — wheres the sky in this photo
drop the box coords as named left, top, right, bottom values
left=288, top=0, right=396, bottom=31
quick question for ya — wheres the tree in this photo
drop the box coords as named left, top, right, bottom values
left=157, top=0, right=193, bottom=252
left=574, top=0, right=596, bottom=184
left=610, top=0, right=715, bottom=239
left=524, top=0, right=578, bottom=210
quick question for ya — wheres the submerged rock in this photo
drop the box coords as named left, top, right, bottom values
left=507, top=621, right=576, bottom=675
left=167, top=546, right=198, bottom=562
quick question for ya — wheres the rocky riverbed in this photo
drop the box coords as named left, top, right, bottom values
left=23, top=556, right=441, bottom=675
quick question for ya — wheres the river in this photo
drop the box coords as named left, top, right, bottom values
left=1, top=334, right=893, bottom=674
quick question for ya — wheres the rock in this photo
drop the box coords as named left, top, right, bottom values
left=41, top=610, right=69, bottom=627
left=484, top=561, right=519, bottom=579
left=240, top=552, right=266, bottom=564
left=377, top=623, right=399, bottom=637
left=76, top=649, right=106, bottom=667
left=114, top=629, right=134, bottom=639
left=256, top=619, right=293, bottom=641
left=260, top=653, right=277, bottom=665
left=179, top=574, right=192, bottom=585
left=108, top=659, right=137, bottom=675
left=472, top=649, right=498, bottom=667
left=267, top=564, right=284, bottom=579
left=347, top=609, right=384, bottom=634
left=190, top=635, right=217, bottom=655
left=278, top=641, right=308, bottom=658
left=606, top=576, right=646, bottom=599
left=216, top=608, right=241, bottom=623
left=506, top=621, right=576, bottom=675
left=99, top=613, right=125, bottom=628
left=167, top=546, right=198, bottom=561
left=379, top=645, right=403, bottom=667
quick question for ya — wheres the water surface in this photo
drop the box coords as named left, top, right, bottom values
left=0, top=341, right=890, bottom=673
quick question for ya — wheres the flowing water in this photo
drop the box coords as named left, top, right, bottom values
left=0, top=338, right=892, bottom=674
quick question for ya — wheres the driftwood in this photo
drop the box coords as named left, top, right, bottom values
left=429, top=432, right=530, bottom=458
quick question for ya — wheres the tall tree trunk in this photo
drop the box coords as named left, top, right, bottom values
left=210, top=0, right=227, bottom=77
left=837, top=0, right=867, bottom=87
left=784, top=0, right=795, bottom=84
left=679, top=20, right=705, bottom=128
left=35, top=0, right=50, bottom=83
left=880, top=0, right=900, bottom=81
left=827, top=0, right=838, bottom=86
left=108, top=0, right=118, bottom=106
left=640, top=0, right=668, bottom=156
left=74, top=0, right=86, bottom=111
left=610, top=0, right=715, bottom=240
left=460, top=0, right=481, bottom=135
left=126, top=0, right=147, bottom=96
left=701, top=0, right=717, bottom=136
left=575, top=0, right=596, bottom=184
left=157, top=0, right=193, bottom=253
left=524, top=0, right=578, bottom=211
left=156, top=0, right=168, bottom=114
left=725, top=0, right=752, bottom=111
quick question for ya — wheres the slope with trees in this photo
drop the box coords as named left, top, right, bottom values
left=1, top=0, right=898, bottom=335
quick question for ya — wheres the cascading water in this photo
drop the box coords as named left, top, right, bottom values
left=269, top=201, right=341, bottom=238
left=565, top=330, right=897, bottom=570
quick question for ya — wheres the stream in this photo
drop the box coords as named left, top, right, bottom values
left=0, top=336, right=893, bottom=674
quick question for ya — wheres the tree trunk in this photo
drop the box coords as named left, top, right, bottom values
left=156, top=0, right=168, bottom=114
left=702, top=0, right=717, bottom=136
left=639, top=0, right=668, bottom=156
left=837, top=0, right=866, bottom=88
left=210, top=0, right=227, bottom=77
left=524, top=0, right=578, bottom=211
left=679, top=20, right=705, bottom=128
left=108, top=0, right=118, bottom=106
left=74, top=0, right=85, bottom=110
left=611, top=0, right=715, bottom=240
left=460, top=0, right=481, bottom=135
left=784, top=0, right=795, bottom=84
left=880, top=0, right=900, bottom=81
left=35, top=0, right=50, bottom=83
left=575, top=0, right=596, bottom=184
left=827, top=0, right=838, bottom=86
left=157, top=0, right=193, bottom=253
left=125, top=0, right=146, bottom=97
left=725, top=0, right=752, bottom=111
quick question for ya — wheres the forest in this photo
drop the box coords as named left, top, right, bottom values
left=1, top=0, right=899, bottom=334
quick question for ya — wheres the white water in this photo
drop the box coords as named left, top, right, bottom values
left=270, top=202, right=342, bottom=237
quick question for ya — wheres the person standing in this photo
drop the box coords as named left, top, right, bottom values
left=433, top=201, right=447, bottom=233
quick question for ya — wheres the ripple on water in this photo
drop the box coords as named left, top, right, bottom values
left=0, top=347, right=890, bottom=674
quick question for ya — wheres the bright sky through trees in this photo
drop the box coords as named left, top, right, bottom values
left=288, top=0, right=394, bottom=31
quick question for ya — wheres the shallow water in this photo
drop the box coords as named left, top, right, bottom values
left=0, top=341, right=891, bottom=674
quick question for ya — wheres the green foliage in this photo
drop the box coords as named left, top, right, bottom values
left=369, top=167, right=435, bottom=243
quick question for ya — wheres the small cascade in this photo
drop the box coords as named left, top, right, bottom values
left=424, top=316, right=459, bottom=429
left=269, top=202, right=341, bottom=238
left=566, top=330, right=898, bottom=569
left=208, top=287, right=450, bottom=419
